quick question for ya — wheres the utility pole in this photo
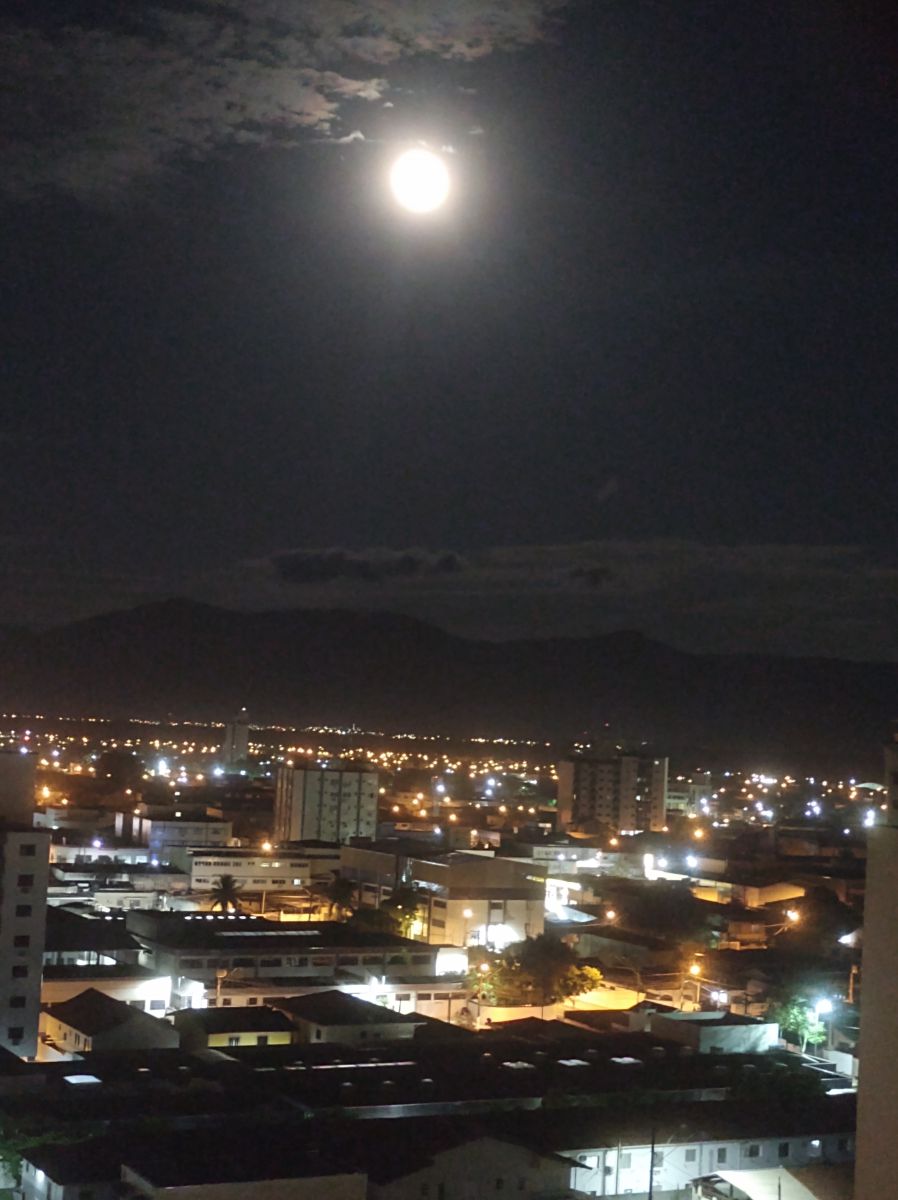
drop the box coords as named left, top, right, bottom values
left=647, top=1127, right=656, bottom=1200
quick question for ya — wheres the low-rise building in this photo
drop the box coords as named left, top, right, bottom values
left=124, top=911, right=452, bottom=1000
left=115, top=813, right=233, bottom=857
left=167, top=846, right=312, bottom=893
left=340, top=844, right=545, bottom=949
left=40, top=989, right=180, bottom=1056
left=44, top=908, right=142, bottom=967
left=273, top=990, right=426, bottom=1045
left=173, top=1005, right=295, bottom=1051
left=41, top=964, right=172, bottom=1013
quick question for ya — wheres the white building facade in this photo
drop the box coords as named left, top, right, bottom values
left=274, top=766, right=378, bottom=844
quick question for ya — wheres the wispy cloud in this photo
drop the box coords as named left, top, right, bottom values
left=1, top=1, right=568, bottom=202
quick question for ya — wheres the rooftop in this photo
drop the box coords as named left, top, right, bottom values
left=273, top=990, right=425, bottom=1027
left=175, top=1006, right=295, bottom=1035
left=125, top=911, right=417, bottom=951
left=45, top=908, right=140, bottom=953
left=44, top=989, right=162, bottom=1036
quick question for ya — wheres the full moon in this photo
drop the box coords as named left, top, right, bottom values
left=389, top=149, right=450, bottom=213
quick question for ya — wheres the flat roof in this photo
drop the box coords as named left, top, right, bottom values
left=125, top=912, right=417, bottom=951
left=45, top=909, right=140, bottom=953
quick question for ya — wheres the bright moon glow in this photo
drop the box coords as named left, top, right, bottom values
left=390, top=149, right=450, bottom=213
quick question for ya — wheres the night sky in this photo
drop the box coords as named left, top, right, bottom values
left=2, top=1, right=896, bottom=658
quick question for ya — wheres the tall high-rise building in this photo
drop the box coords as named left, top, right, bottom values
left=557, top=749, right=668, bottom=833
left=274, top=766, right=378, bottom=844
left=0, top=752, right=49, bottom=1059
left=221, top=708, right=250, bottom=767
left=855, top=728, right=898, bottom=1198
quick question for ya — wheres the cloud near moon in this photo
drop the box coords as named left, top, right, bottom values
left=0, top=0, right=570, bottom=202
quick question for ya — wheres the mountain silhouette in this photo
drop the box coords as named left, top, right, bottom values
left=0, top=600, right=892, bottom=769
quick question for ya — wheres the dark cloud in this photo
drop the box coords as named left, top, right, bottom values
left=271, top=547, right=465, bottom=585
left=0, top=541, right=893, bottom=660
left=182, top=540, right=897, bottom=660
left=0, top=0, right=568, bottom=202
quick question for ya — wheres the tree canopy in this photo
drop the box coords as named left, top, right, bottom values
left=472, top=935, right=602, bottom=1007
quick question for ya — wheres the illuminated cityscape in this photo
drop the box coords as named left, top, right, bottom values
left=2, top=0, right=893, bottom=1196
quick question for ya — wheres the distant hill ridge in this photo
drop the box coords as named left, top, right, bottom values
left=0, top=599, right=893, bottom=767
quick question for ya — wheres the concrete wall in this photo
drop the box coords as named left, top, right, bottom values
left=41, top=972, right=172, bottom=1013
left=855, top=822, right=898, bottom=1199
left=292, top=1016, right=418, bottom=1045
left=207, top=1030, right=292, bottom=1048
left=649, top=1013, right=779, bottom=1054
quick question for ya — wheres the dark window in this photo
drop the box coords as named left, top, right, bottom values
left=15, top=905, right=31, bottom=918
left=717, top=1149, right=727, bottom=1164
left=619, top=1153, right=632, bottom=1169
left=838, top=1137, right=851, bottom=1153
left=314, top=1028, right=322, bottom=1040
left=7, top=1027, right=23, bottom=1041
left=259, top=958, right=282, bottom=968
left=13, top=935, right=29, bottom=948
left=311, top=956, right=333, bottom=967
left=227, top=1036, right=240, bottom=1047
left=685, top=1149, right=697, bottom=1163
left=19, top=845, right=36, bottom=857
left=128, top=1000, right=144, bottom=1009
left=9, top=997, right=25, bottom=1009
left=395, top=993, right=411, bottom=1001
left=207, top=999, right=217, bottom=1007
left=16, top=875, right=34, bottom=888
left=181, top=958, right=203, bottom=969
left=256, top=1035, right=268, bottom=1046
left=232, top=957, right=253, bottom=968
left=149, top=1000, right=165, bottom=1011
left=11, top=966, right=27, bottom=979
left=745, top=1145, right=760, bottom=1159
left=431, top=919, right=446, bottom=930
left=651, top=1152, right=662, bottom=1168
left=779, top=1143, right=790, bottom=1158
left=247, top=997, right=259, bottom=1006
left=411, top=955, right=430, bottom=964
left=221, top=998, right=232, bottom=1007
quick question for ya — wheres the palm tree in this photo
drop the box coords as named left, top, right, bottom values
left=209, top=874, right=244, bottom=913
left=325, top=874, right=355, bottom=920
